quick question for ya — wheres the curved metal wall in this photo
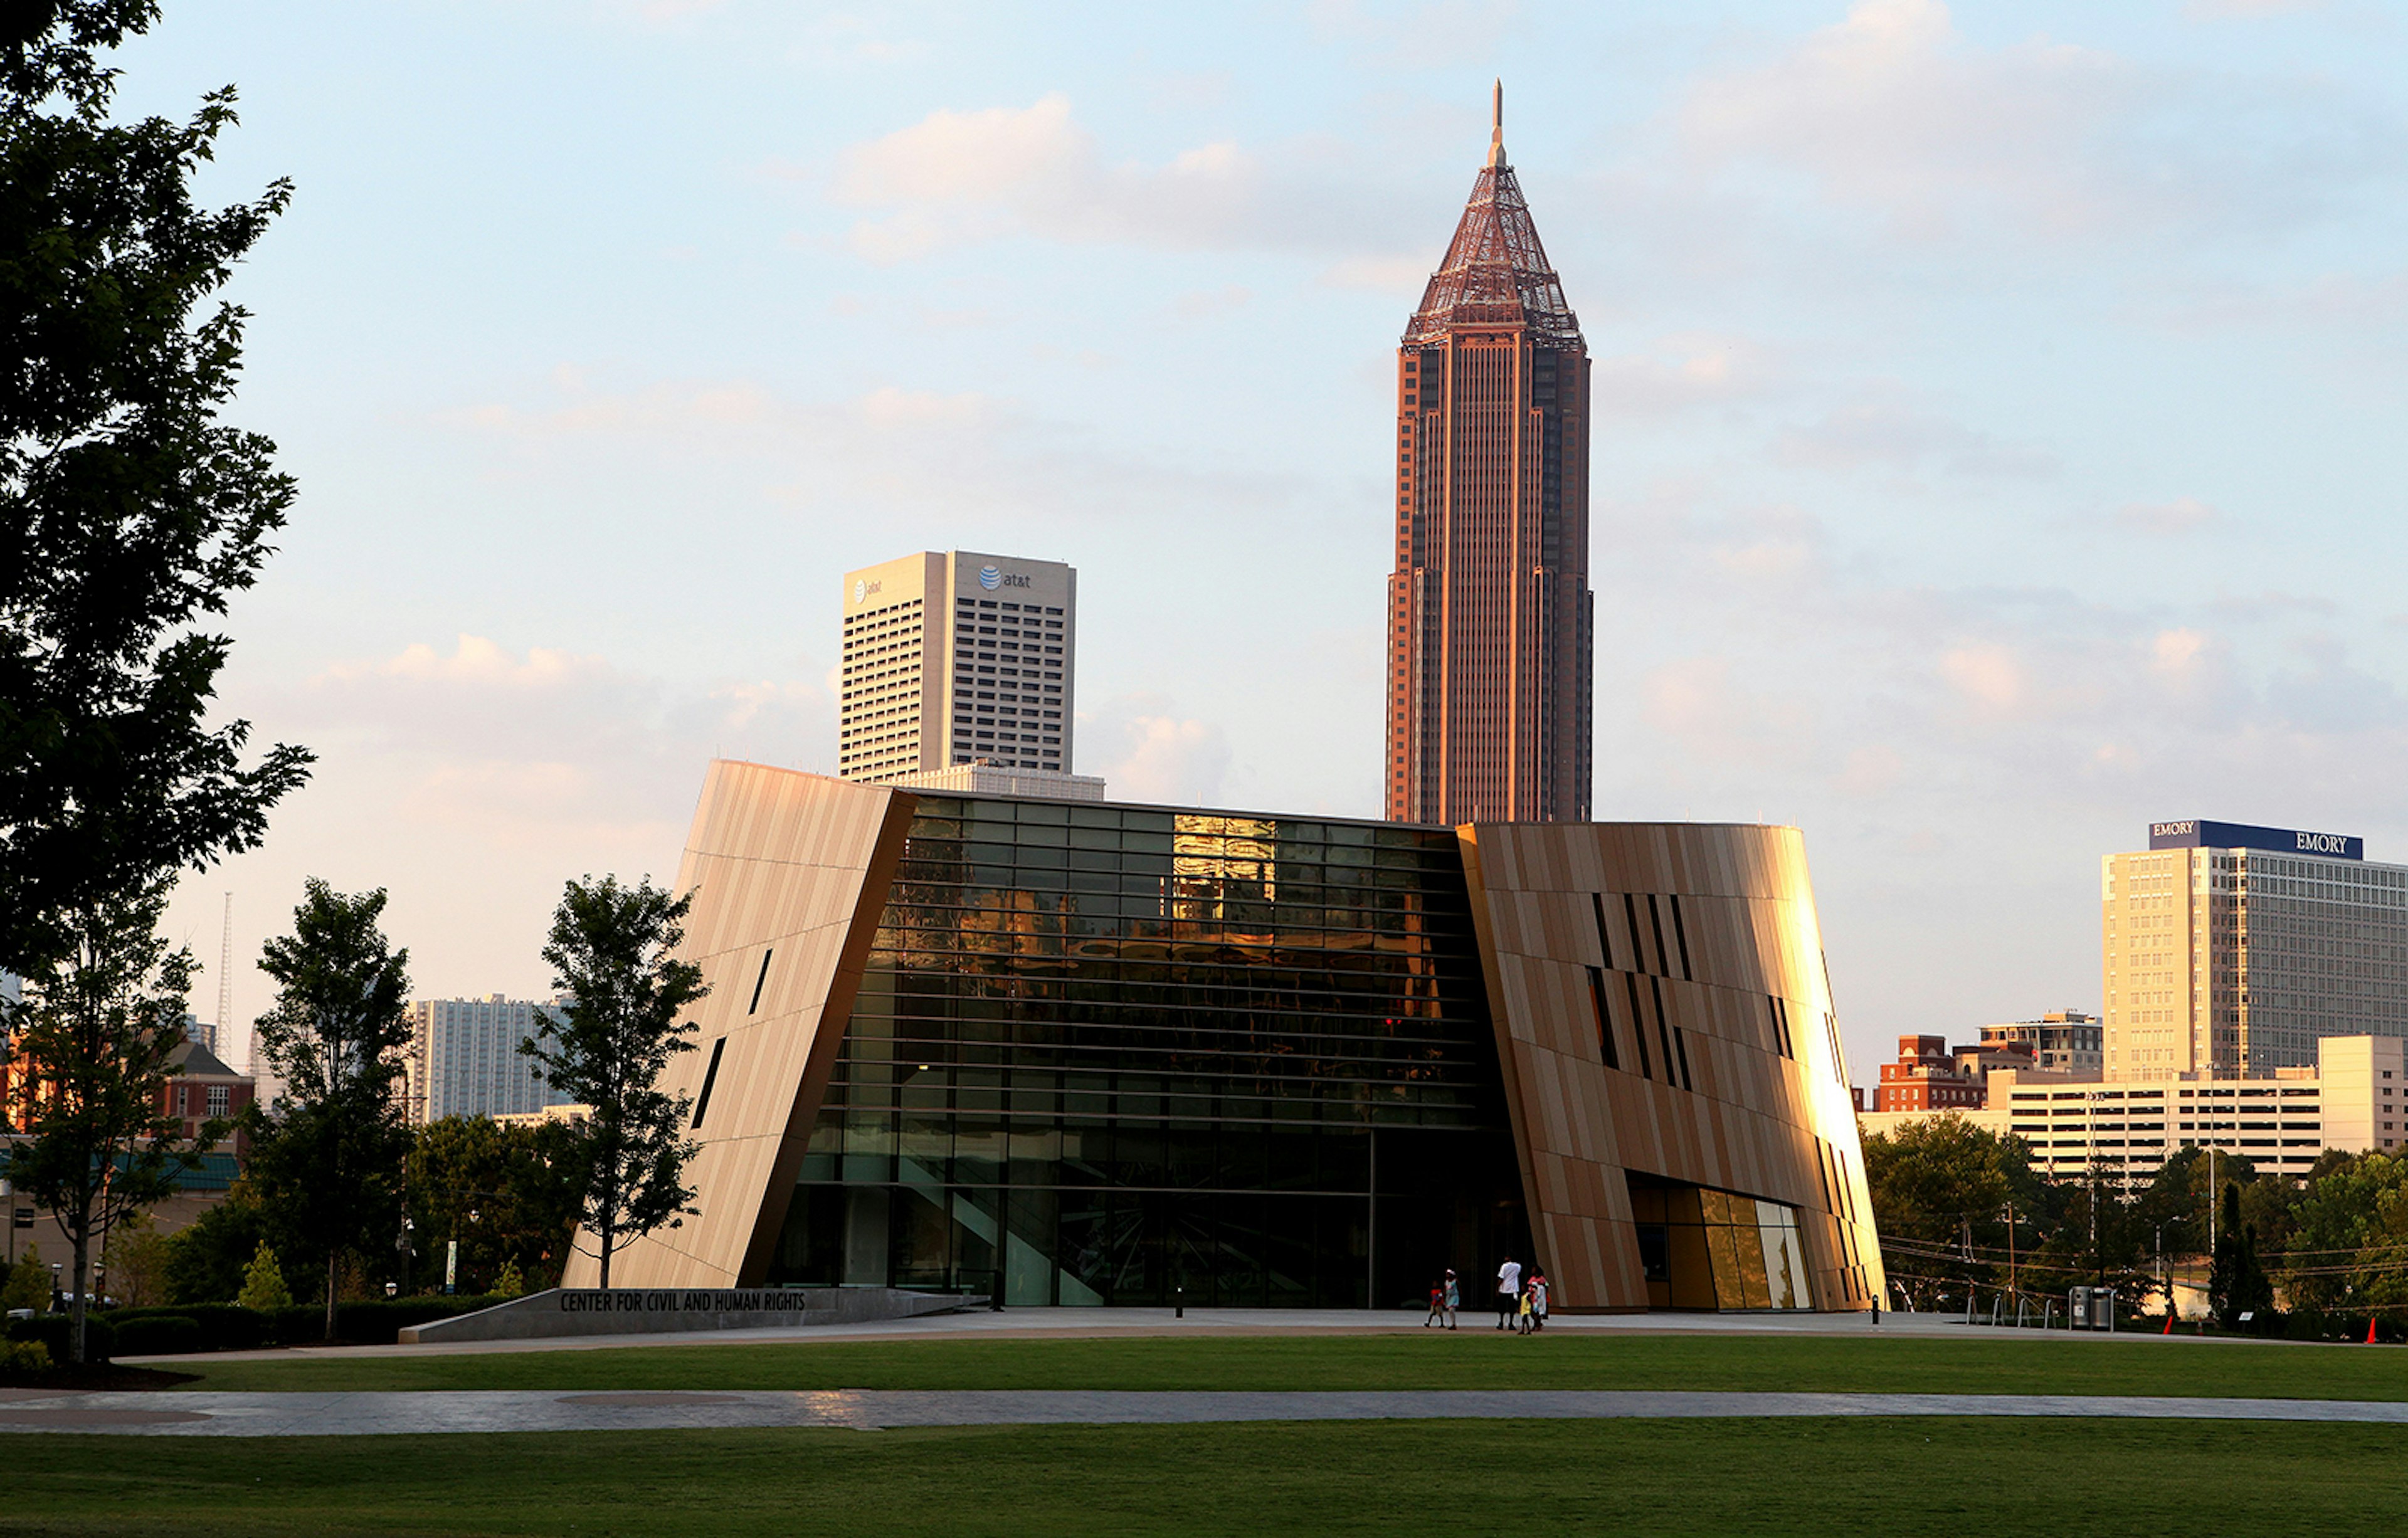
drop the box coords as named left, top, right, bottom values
left=1457, top=822, right=1884, bottom=1312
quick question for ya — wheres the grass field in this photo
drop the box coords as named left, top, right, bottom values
left=6, top=1418, right=2408, bottom=1537
left=164, top=1329, right=2408, bottom=1400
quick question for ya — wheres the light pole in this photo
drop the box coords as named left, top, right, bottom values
left=2001, top=1202, right=2019, bottom=1305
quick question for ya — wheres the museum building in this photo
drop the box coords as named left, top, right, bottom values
left=562, top=762, right=1883, bottom=1312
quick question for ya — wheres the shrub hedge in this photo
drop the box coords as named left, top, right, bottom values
left=101, top=1293, right=512, bottom=1354
left=5, top=1313, right=113, bottom=1364
left=111, top=1314, right=203, bottom=1356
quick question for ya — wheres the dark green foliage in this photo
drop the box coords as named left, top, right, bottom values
left=108, top=1311, right=198, bottom=1354
left=0, top=0, right=310, bottom=975
left=102, top=1293, right=505, bottom=1352
left=1857, top=1114, right=2044, bottom=1305
left=1, top=880, right=220, bottom=1362
left=159, top=1186, right=265, bottom=1303
left=406, top=1115, right=583, bottom=1295
left=105, top=1300, right=264, bottom=1351
left=522, top=875, right=709, bottom=1287
left=2279, top=1151, right=2408, bottom=1317
left=6, top=1308, right=109, bottom=1362
left=243, top=880, right=414, bottom=1339
left=2207, top=1182, right=2275, bottom=1327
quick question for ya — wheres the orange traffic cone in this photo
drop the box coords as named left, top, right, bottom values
left=2163, top=1311, right=2175, bottom=1335
left=2368, top=1317, right=2380, bottom=1345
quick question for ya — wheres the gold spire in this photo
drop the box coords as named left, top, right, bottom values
left=1487, top=78, right=1506, bottom=168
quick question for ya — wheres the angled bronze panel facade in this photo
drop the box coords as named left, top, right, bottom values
left=1458, top=822, right=1883, bottom=1312
left=563, top=762, right=914, bottom=1288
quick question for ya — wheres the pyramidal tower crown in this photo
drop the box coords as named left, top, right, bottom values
left=1385, top=85, right=1593, bottom=827
left=1403, top=80, right=1581, bottom=348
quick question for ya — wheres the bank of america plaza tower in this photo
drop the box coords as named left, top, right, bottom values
left=1386, top=88, right=1592, bottom=824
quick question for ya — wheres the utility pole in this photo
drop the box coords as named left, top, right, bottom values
left=2002, top=1202, right=2018, bottom=1301
left=214, top=892, right=234, bottom=1062
left=2090, top=1168, right=2104, bottom=1292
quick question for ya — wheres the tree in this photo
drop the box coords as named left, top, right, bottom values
left=1859, top=1114, right=2038, bottom=1307
left=161, top=1185, right=263, bottom=1304
left=405, top=1115, right=583, bottom=1295
left=0, top=1, right=311, bottom=977
left=2282, top=1153, right=2408, bottom=1320
left=101, top=1209, right=167, bottom=1307
left=2209, top=1182, right=2276, bottom=1328
left=0, top=1241, right=48, bottom=1312
left=244, top=880, right=413, bottom=1339
left=0, top=882, right=215, bottom=1361
left=522, top=876, right=709, bottom=1289
left=235, top=1238, right=290, bottom=1310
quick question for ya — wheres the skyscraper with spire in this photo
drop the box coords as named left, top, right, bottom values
left=1386, top=84, right=1591, bottom=824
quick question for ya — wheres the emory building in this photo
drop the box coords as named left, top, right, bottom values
left=1386, top=88, right=1592, bottom=825
left=2103, top=819, right=2408, bottom=1082
left=838, top=551, right=1077, bottom=783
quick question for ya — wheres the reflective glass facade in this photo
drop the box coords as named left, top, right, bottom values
left=766, top=796, right=1528, bottom=1306
left=1627, top=1175, right=1813, bottom=1311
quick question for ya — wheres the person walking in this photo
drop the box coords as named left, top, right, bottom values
left=1495, top=1256, right=1522, bottom=1330
left=1531, top=1268, right=1550, bottom=1331
left=1442, top=1268, right=1460, bottom=1330
left=1517, top=1276, right=1536, bottom=1334
left=1425, top=1278, right=1446, bottom=1327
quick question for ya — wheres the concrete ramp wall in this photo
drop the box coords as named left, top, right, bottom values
left=397, top=1287, right=967, bottom=1345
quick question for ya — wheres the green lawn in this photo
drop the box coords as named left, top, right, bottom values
left=4, top=1418, right=2407, bottom=1537
left=166, top=1329, right=2408, bottom=1401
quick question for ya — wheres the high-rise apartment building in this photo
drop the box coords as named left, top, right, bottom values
left=839, top=551, right=1077, bottom=782
left=2103, top=819, right=2408, bottom=1081
left=1386, top=86, right=1592, bottom=824
left=1978, top=1011, right=2102, bottom=1075
left=406, top=995, right=578, bottom=1124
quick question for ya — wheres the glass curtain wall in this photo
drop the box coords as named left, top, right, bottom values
left=1627, top=1174, right=1815, bottom=1311
left=768, top=796, right=1526, bottom=1306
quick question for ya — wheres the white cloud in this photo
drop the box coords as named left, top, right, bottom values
left=816, top=94, right=1426, bottom=266
left=829, top=95, right=1260, bottom=262
left=1592, top=334, right=1785, bottom=417
left=2184, top=0, right=2325, bottom=16
left=1674, top=0, right=2380, bottom=247
left=1319, top=255, right=1430, bottom=293
left=1775, top=401, right=2056, bottom=478
left=2117, top=496, right=2220, bottom=534
left=1092, top=710, right=1232, bottom=806
left=1938, top=643, right=2028, bottom=714
left=292, top=634, right=831, bottom=844
left=2151, top=626, right=2211, bottom=679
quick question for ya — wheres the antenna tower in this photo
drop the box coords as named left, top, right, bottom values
left=214, top=892, right=234, bottom=1061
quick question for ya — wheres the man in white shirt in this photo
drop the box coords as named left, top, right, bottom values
left=1495, top=1257, right=1522, bottom=1330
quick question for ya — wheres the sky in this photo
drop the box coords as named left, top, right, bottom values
left=114, top=0, right=2408, bottom=1084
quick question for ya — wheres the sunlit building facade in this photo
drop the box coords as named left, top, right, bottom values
left=1386, top=88, right=1592, bottom=825
left=565, top=763, right=1883, bottom=1314
left=839, top=550, right=1077, bottom=782
left=2103, top=819, right=2408, bottom=1081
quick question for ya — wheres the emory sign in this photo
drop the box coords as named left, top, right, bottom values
left=2148, top=819, right=2364, bottom=861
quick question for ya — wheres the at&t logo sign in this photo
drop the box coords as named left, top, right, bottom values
left=977, top=564, right=1032, bottom=591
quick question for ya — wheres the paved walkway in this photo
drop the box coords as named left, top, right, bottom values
left=3, top=1388, right=2404, bottom=1436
